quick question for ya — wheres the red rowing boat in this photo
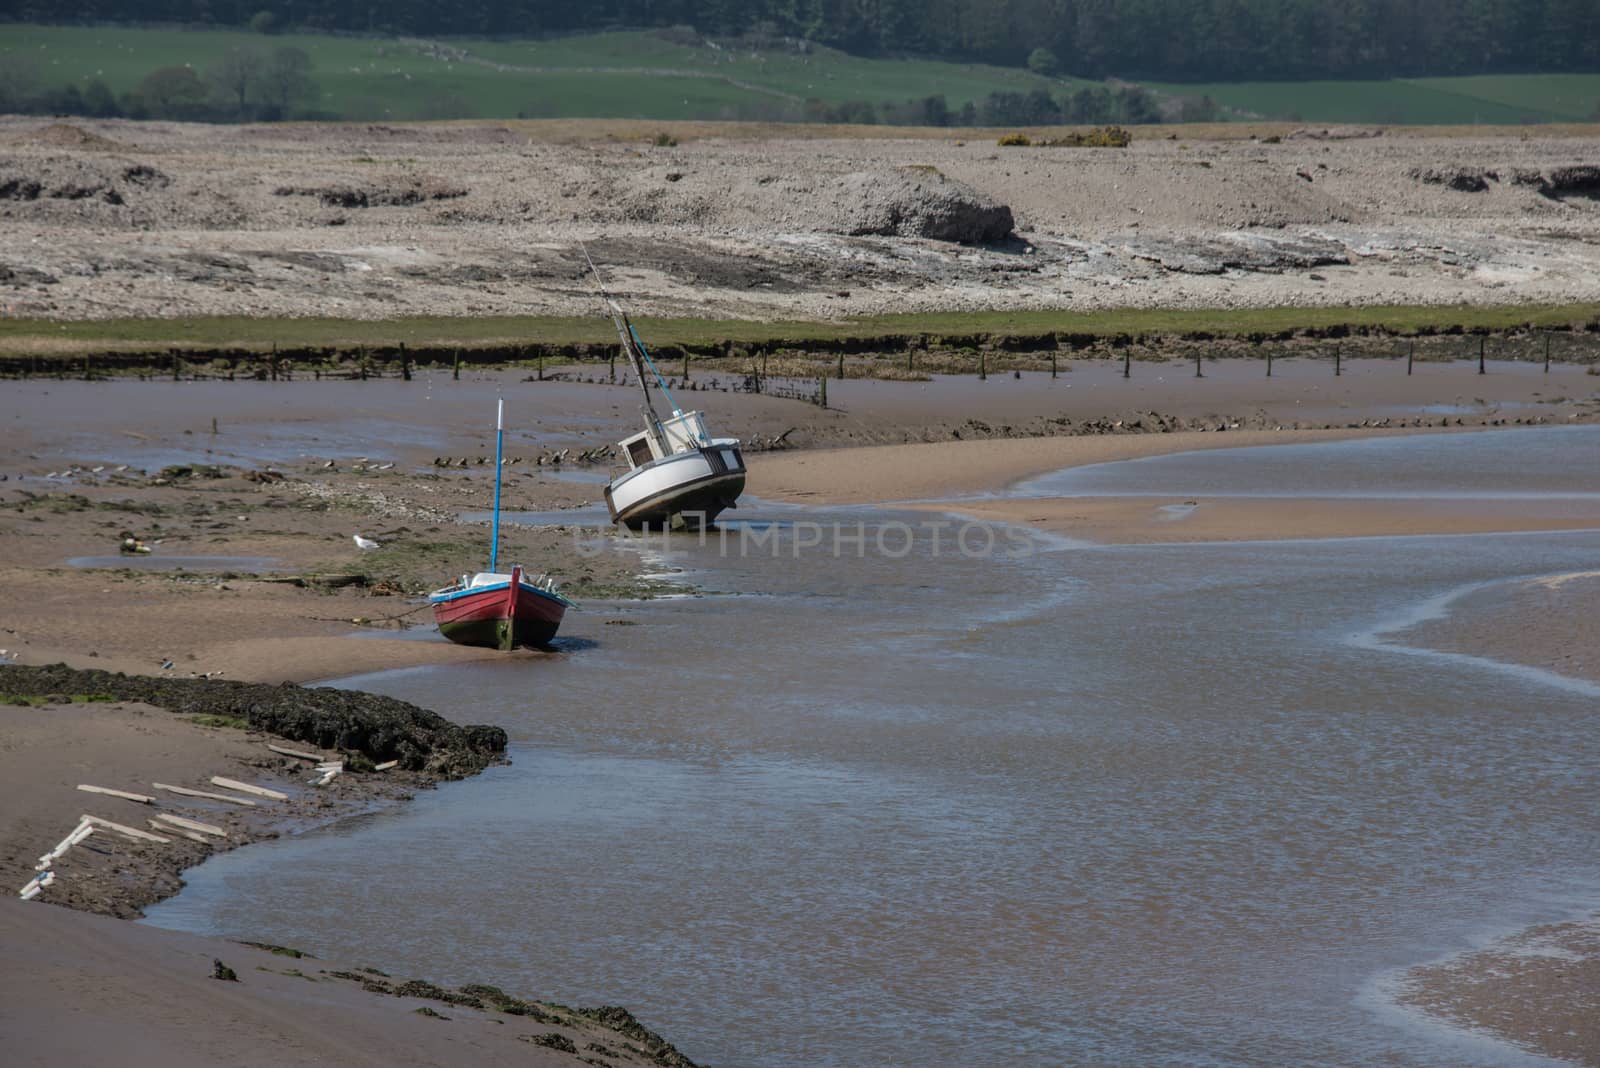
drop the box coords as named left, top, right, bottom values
left=429, top=564, right=574, bottom=651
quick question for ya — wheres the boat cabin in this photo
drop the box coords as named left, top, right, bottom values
left=618, top=410, right=713, bottom=470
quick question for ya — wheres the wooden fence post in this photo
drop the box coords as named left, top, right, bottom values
left=1123, top=345, right=1130, bottom=379
left=1194, top=351, right=1202, bottom=378
left=1478, top=335, right=1486, bottom=375
left=819, top=375, right=827, bottom=409
left=1407, top=340, right=1414, bottom=376
left=1544, top=333, right=1551, bottom=374
left=1334, top=343, right=1341, bottom=377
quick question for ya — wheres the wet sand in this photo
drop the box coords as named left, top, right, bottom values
left=0, top=894, right=697, bottom=1068
left=910, top=494, right=1600, bottom=546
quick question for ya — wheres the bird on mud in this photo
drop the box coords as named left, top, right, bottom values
left=352, top=534, right=380, bottom=551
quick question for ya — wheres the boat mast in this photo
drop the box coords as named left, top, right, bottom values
left=581, top=244, right=668, bottom=446
left=489, top=397, right=504, bottom=573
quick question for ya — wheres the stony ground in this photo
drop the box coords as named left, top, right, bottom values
left=1, top=117, right=1597, bottom=323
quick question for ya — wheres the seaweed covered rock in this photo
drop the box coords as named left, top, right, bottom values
left=833, top=167, right=1014, bottom=244
left=0, top=664, right=506, bottom=779
left=576, top=1005, right=699, bottom=1067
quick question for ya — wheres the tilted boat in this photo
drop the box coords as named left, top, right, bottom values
left=429, top=400, right=574, bottom=650
left=587, top=253, right=746, bottom=530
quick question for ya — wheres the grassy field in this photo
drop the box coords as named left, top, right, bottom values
left=2, top=305, right=1595, bottom=359
left=8, top=24, right=1599, bottom=125
left=0, top=24, right=1082, bottom=121
left=1141, top=75, right=1600, bottom=125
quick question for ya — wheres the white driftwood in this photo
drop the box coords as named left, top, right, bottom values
left=82, top=814, right=171, bottom=844
left=373, top=760, right=399, bottom=772
left=36, top=823, right=95, bottom=871
left=77, top=784, right=154, bottom=804
left=311, top=767, right=342, bottom=787
left=267, top=744, right=327, bottom=762
left=210, top=776, right=287, bottom=801
left=149, top=820, right=210, bottom=844
left=19, top=871, right=55, bottom=899
left=153, top=783, right=257, bottom=806
left=151, top=812, right=228, bottom=837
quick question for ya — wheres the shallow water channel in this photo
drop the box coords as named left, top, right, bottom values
left=146, top=427, right=1600, bottom=1067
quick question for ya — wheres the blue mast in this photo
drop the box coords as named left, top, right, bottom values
left=489, top=398, right=504, bottom=573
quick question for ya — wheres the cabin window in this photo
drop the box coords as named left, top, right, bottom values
left=626, top=438, right=654, bottom=468
left=721, top=449, right=740, bottom=470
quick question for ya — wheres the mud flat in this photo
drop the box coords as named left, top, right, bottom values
left=1393, top=913, right=1600, bottom=1067
left=1384, top=569, right=1600, bottom=687
left=0, top=666, right=700, bottom=1068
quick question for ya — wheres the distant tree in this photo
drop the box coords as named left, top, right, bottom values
left=1114, top=86, right=1160, bottom=125
left=139, top=65, right=209, bottom=119
left=257, top=46, right=315, bottom=119
left=1026, top=47, right=1060, bottom=77
left=1174, top=94, right=1218, bottom=123
left=82, top=78, right=120, bottom=117
left=207, top=47, right=267, bottom=118
left=249, top=10, right=279, bottom=34
left=1064, top=86, right=1113, bottom=124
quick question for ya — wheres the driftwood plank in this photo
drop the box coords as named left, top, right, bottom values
left=151, top=812, right=228, bottom=837
left=210, top=776, right=288, bottom=801
left=82, top=814, right=171, bottom=844
left=152, top=783, right=257, bottom=806
left=149, top=820, right=210, bottom=844
left=77, top=784, right=154, bottom=804
left=267, top=744, right=327, bottom=762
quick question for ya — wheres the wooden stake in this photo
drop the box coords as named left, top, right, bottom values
left=77, top=784, right=154, bottom=804
left=1544, top=333, right=1551, bottom=373
left=1334, top=344, right=1341, bottom=376
left=1194, top=352, right=1203, bottom=378
left=819, top=375, right=827, bottom=409
left=1478, top=335, right=1486, bottom=374
left=1407, top=341, right=1414, bottom=376
left=1266, top=346, right=1272, bottom=377
left=153, top=783, right=256, bottom=806
left=979, top=350, right=987, bottom=380
left=400, top=341, right=411, bottom=381
left=210, top=776, right=287, bottom=801
left=1051, top=350, right=1057, bottom=379
left=1123, top=346, right=1130, bottom=379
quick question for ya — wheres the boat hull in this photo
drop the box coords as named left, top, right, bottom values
left=429, top=566, right=569, bottom=650
left=606, top=443, right=746, bottom=530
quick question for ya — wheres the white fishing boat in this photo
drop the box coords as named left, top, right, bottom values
left=587, top=254, right=746, bottom=530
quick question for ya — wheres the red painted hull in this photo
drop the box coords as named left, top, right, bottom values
left=430, top=565, right=568, bottom=650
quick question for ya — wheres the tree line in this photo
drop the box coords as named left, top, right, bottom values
left=6, top=0, right=1597, bottom=80
left=0, top=44, right=321, bottom=121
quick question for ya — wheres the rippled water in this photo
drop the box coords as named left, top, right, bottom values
left=145, top=429, right=1600, bottom=1067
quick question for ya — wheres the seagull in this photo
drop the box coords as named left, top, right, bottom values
left=353, top=534, right=380, bottom=551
